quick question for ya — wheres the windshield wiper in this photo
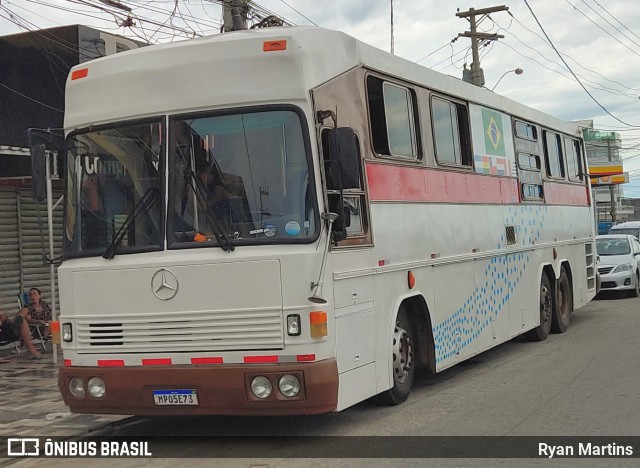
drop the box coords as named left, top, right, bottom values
left=185, top=168, right=235, bottom=252
left=103, top=187, right=159, bottom=259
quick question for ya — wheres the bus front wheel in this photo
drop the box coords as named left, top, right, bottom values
left=378, top=308, right=415, bottom=405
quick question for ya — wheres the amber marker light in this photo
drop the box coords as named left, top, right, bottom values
left=263, top=40, right=287, bottom=51
left=309, top=311, right=327, bottom=338
left=71, top=68, right=89, bottom=80
left=51, top=321, right=61, bottom=344
left=408, top=271, right=416, bottom=289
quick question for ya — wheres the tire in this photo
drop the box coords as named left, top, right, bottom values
left=525, top=272, right=553, bottom=341
left=628, top=272, right=640, bottom=298
left=378, top=308, right=415, bottom=405
left=551, top=267, right=572, bottom=333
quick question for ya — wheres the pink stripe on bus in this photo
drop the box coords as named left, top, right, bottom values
left=366, top=163, right=520, bottom=204
left=543, top=181, right=590, bottom=206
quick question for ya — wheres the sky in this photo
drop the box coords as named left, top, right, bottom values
left=1, top=0, right=640, bottom=195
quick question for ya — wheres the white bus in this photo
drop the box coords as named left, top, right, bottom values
left=48, top=27, right=597, bottom=415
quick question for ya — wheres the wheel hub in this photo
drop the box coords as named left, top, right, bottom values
left=392, top=322, right=413, bottom=384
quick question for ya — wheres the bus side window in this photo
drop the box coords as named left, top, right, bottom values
left=543, top=130, right=565, bottom=179
left=431, top=96, right=472, bottom=167
left=564, top=137, right=583, bottom=182
left=366, top=75, right=420, bottom=160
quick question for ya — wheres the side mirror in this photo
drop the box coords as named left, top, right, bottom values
left=30, top=143, right=47, bottom=202
left=328, top=197, right=351, bottom=242
left=326, top=127, right=360, bottom=190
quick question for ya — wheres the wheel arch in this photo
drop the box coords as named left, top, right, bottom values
left=390, top=292, right=436, bottom=374
left=559, top=260, right=574, bottom=291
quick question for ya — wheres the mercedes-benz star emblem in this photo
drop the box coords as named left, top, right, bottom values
left=151, top=269, right=179, bottom=301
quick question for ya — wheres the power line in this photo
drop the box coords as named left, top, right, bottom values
left=277, top=0, right=317, bottom=26
left=497, top=14, right=640, bottom=94
left=591, top=0, right=640, bottom=42
left=564, top=0, right=640, bottom=58
left=0, top=81, right=64, bottom=113
left=523, top=0, right=640, bottom=128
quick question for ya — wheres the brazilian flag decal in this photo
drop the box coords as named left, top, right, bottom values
left=482, top=108, right=506, bottom=156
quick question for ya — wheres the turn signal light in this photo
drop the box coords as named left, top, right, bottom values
left=51, top=321, right=61, bottom=344
left=309, top=311, right=327, bottom=338
left=408, top=271, right=416, bottom=289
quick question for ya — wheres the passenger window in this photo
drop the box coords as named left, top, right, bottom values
left=431, top=96, right=472, bottom=167
left=367, top=76, right=420, bottom=159
left=564, top=137, right=583, bottom=182
left=543, top=131, right=564, bottom=178
left=518, top=152, right=540, bottom=170
left=515, top=121, right=538, bottom=140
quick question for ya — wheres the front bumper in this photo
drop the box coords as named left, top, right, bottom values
left=599, top=270, right=635, bottom=291
left=58, top=359, right=338, bottom=416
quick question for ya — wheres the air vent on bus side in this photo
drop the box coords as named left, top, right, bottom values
left=505, top=225, right=517, bottom=245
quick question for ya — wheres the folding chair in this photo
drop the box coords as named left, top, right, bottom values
left=0, top=338, right=21, bottom=355
left=16, top=292, right=48, bottom=352
left=1, top=317, right=23, bottom=355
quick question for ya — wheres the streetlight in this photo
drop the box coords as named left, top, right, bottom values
left=491, top=68, right=524, bottom=91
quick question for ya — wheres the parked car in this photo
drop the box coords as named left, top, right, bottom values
left=596, top=234, right=640, bottom=297
left=608, top=221, right=640, bottom=239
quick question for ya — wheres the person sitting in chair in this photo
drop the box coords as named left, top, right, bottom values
left=19, top=287, right=51, bottom=338
left=0, top=312, right=46, bottom=359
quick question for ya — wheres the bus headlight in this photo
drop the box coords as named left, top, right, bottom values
left=87, top=377, right=106, bottom=398
left=250, top=376, right=272, bottom=399
left=278, top=374, right=300, bottom=397
left=69, top=377, right=85, bottom=398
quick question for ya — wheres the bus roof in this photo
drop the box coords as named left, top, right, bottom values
left=65, top=26, right=580, bottom=136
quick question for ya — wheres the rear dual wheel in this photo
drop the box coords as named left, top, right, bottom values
left=551, top=267, right=572, bottom=333
left=525, top=272, right=553, bottom=341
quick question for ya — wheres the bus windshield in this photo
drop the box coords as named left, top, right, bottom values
left=63, top=120, right=163, bottom=258
left=169, top=108, right=318, bottom=247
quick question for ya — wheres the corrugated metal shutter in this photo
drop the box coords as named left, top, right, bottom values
left=0, top=190, right=20, bottom=313
left=19, top=191, right=63, bottom=301
left=0, top=188, right=63, bottom=314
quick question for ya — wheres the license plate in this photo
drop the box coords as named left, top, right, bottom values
left=153, top=389, right=198, bottom=406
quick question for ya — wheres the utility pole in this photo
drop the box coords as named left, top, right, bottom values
left=457, top=5, right=509, bottom=87
left=607, top=138, right=617, bottom=224
left=390, top=0, right=394, bottom=54
left=223, top=0, right=249, bottom=32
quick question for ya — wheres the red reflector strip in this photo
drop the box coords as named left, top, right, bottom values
left=191, top=357, right=223, bottom=365
left=296, top=354, right=316, bottom=362
left=98, top=359, right=125, bottom=367
left=141, top=358, right=172, bottom=366
left=71, top=68, right=89, bottom=80
left=244, top=355, right=278, bottom=363
left=263, top=40, right=287, bottom=51
left=64, top=359, right=72, bottom=367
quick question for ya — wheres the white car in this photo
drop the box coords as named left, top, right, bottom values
left=596, top=234, right=640, bottom=297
